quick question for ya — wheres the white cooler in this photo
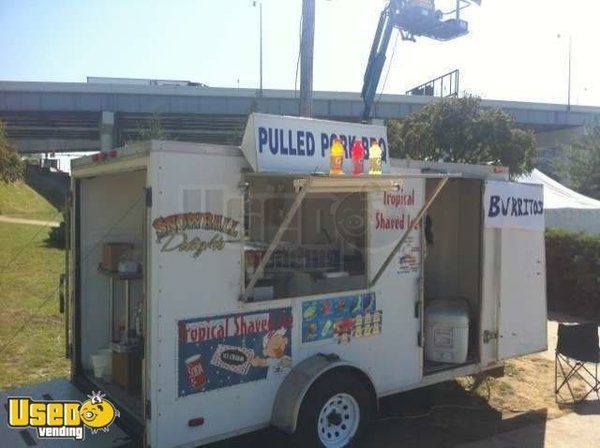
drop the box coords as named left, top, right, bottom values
left=425, top=299, right=470, bottom=364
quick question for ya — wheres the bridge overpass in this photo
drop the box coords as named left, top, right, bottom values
left=0, top=81, right=598, bottom=154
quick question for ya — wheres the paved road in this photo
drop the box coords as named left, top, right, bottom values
left=456, top=401, right=600, bottom=448
left=0, top=215, right=60, bottom=227
left=456, top=315, right=600, bottom=448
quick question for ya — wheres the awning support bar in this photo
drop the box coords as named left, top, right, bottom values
left=241, top=178, right=312, bottom=302
left=369, top=177, right=450, bottom=288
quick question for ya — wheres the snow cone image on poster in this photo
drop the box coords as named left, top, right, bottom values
left=250, top=328, right=292, bottom=379
left=185, top=354, right=207, bottom=389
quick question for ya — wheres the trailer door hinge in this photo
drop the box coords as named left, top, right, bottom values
left=145, top=187, right=153, bottom=207
left=483, top=330, right=499, bottom=344
left=417, top=331, right=422, bottom=347
left=414, top=300, right=421, bottom=319
left=145, top=399, right=151, bottom=420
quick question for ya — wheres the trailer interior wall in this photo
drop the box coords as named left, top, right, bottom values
left=424, top=178, right=482, bottom=367
left=424, top=179, right=482, bottom=302
left=248, top=176, right=364, bottom=246
left=78, top=170, right=146, bottom=414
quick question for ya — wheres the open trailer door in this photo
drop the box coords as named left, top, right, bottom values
left=481, top=181, right=547, bottom=362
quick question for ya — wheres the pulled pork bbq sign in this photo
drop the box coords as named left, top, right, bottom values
left=152, top=212, right=240, bottom=258
left=483, top=181, right=544, bottom=230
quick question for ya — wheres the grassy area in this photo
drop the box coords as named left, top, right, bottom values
left=0, top=181, right=60, bottom=221
left=0, top=222, right=69, bottom=389
left=458, top=355, right=585, bottom=420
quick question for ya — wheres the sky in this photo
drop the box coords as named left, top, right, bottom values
left=1, top=0, right=599, bottom=106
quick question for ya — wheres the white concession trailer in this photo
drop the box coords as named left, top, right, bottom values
left=60, top=114, right=547, bottom=447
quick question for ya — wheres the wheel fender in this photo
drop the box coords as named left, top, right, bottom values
left=271, top=354, right=377, bottom=434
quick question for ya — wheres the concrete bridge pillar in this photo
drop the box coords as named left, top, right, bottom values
left=99, top=111, right=115, bottom=150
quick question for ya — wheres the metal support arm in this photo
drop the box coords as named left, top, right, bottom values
left=361, top=2, right=399, bottom=122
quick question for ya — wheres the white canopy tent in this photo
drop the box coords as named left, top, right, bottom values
left=518, top=169, right=600, bottom=234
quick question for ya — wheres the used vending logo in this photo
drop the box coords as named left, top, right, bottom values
left=6, top=391, right=119, bottom=441
left=152, top=212, right=240, bottom=258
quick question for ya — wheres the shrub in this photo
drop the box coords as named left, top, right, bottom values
left=0, top=120, right=24, bottom=183
left=545, top=229, right=600, bottom=318
left=46, top=214, right=66, bottom=249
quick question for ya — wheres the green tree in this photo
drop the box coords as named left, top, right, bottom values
left=0, top=120, right=23, bottom=183
left=138, top=114, right=166, bottom=141
left=566, top=117, right=600, bottom=200
left=387, top=96, right=536, bottom=177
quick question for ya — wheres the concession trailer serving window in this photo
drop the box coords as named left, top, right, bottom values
left=241, top=174, right=451, bottom=302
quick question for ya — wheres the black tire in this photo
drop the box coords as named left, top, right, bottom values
left=293, top=371, right=373, bottom=448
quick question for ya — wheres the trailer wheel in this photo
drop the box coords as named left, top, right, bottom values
left=293, top=372, right=372, bottom=448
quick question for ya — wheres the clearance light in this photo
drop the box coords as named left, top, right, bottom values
left=188, top=417, right=205, bottom=427
left=91, top=151, right=118, bottom=162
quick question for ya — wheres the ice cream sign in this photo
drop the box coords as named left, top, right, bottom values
left=241, top=113, right=390, bottom=174
left=178, top=308, right=293, bottom=396
left=301, top=293, right=381, bottom=345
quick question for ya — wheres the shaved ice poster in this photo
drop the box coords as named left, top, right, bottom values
left=178, top=308, right=293, bottom=396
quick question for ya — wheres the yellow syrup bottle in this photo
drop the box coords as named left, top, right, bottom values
left=329, top=138, right=345, bottom=175
left=368, top=139, right=383, bottom=175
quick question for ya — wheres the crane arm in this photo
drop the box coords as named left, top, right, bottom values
left=360, top=2, right=399, bottom=122
left=360, top=0, right=479, bottom=122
